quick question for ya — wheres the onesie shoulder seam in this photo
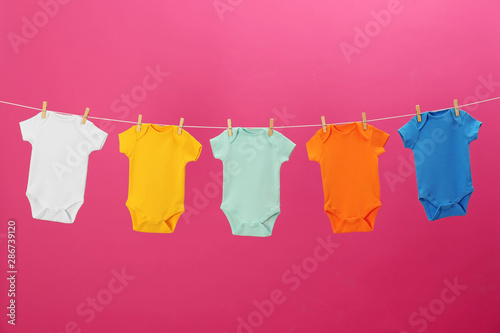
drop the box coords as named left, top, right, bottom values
left=367, top=126, right=379, bottom=158
left=179, top=133, right=188, bottom=164
left=128, top=128, right=139, bottom=157
left=220, top=134, right=231, bottom=162
left=33, top=112, right=43, bottom=142
left=459, top=112, right=473, bottom=144
left=460, top=119, right=469, bottom=143
left=317, top=130, right=326, bottom=162
left=35, top=115, right=40, bottom=142
left=270, top=132, right=281, bottom=163
left=410, top=122, right=420, bottom=150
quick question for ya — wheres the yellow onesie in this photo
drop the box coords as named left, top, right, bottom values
left=119, top=124, right=202, bottom=233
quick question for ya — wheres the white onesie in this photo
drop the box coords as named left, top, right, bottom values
left=20, top=111, right=107, bottom=223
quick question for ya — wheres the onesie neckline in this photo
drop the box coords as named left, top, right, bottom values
left=239, top=128, right=266, bottom=136
left=329, top=122, right=359, bottom=135
left=149, top=124, right=174, bottom=133
left=47, top=111, right=79, bottom=122
left=427, top=109, right=451, bottom=119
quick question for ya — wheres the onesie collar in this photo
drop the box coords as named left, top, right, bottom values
left=45, top=111, right=79, bottom=124
left=138, top=124, right=177, bottom=140
left=322, top=122, right=363, bottom=142
left=149, top=124, right=174, bottom=133
left=230, top=127, right=267, bottom=143
left=417, top=108, right=457, bottom=130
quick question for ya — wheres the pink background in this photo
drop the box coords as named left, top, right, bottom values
left=1, top=1, right=500, bottom=332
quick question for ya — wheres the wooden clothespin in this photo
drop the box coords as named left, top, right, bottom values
left=41, top=101, right=47, bottom=119
left=453, top=99, right=459, bottom=117
left=227, top=119, right=233, bottom=136
left=362, top=112, right=367, bottom=130
left=137, top=114, right=142, bottom=132
left=177, top=117, right=184, bottom=135
left=268, top=118, right=274, bottom=136
left=416, top=105, right=422, bottom=122
left=321, top=116, right=327, bottom=133
left=81, top=107, right=90, bottom=125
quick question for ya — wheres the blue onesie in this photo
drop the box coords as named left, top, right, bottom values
left=210, top=128, right=296, bottom=237
left=398, top=108, right=481, bottom=221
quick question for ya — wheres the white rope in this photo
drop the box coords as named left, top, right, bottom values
left=1, top=96, right=498, bottom=129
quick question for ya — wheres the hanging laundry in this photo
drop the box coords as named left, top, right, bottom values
left=119, top=124, right=202, bottom=233
left=306, top=122, right=389, bottom=233
left=398, top=108, right=481, bottom=221
left=210, top=128, right=295, bottom=237
left=19, top=111, right=108, bottom=223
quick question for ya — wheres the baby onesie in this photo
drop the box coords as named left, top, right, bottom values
left=20, top=111, right=108, bottom=223
left=119, top=124, right=202, bottom=233
left=210, top=128, right=296, bottom=237
left=306, top=122, right=389, bottom=233
left=398, top=108, right=481, bottom=221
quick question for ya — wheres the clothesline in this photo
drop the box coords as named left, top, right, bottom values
left=1, top=96, right=499, bottom=129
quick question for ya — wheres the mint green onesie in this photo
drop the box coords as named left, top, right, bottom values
left=210, top=128, right=296, bottom=237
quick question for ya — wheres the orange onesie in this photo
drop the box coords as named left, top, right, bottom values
left=306, top=122, right=389, bottom=233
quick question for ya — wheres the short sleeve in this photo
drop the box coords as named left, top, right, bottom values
left=306, top=131, right=323, bottom=162
left=181, top=130, right=202, bottom=163
left=273, top=132, right=296, bottom=163
left=210, top=131, right=230, bottom=161
left=19, top=114, right=40, bottom=144
left=119, top=126, right=137, bottom=157
left=461, top=112, right=482, bottom=143
left=398, top=118, right=419, bottom=149
left=82, top=122, right=108, bottom=151
left=370, top=126, right=390, bottom=156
